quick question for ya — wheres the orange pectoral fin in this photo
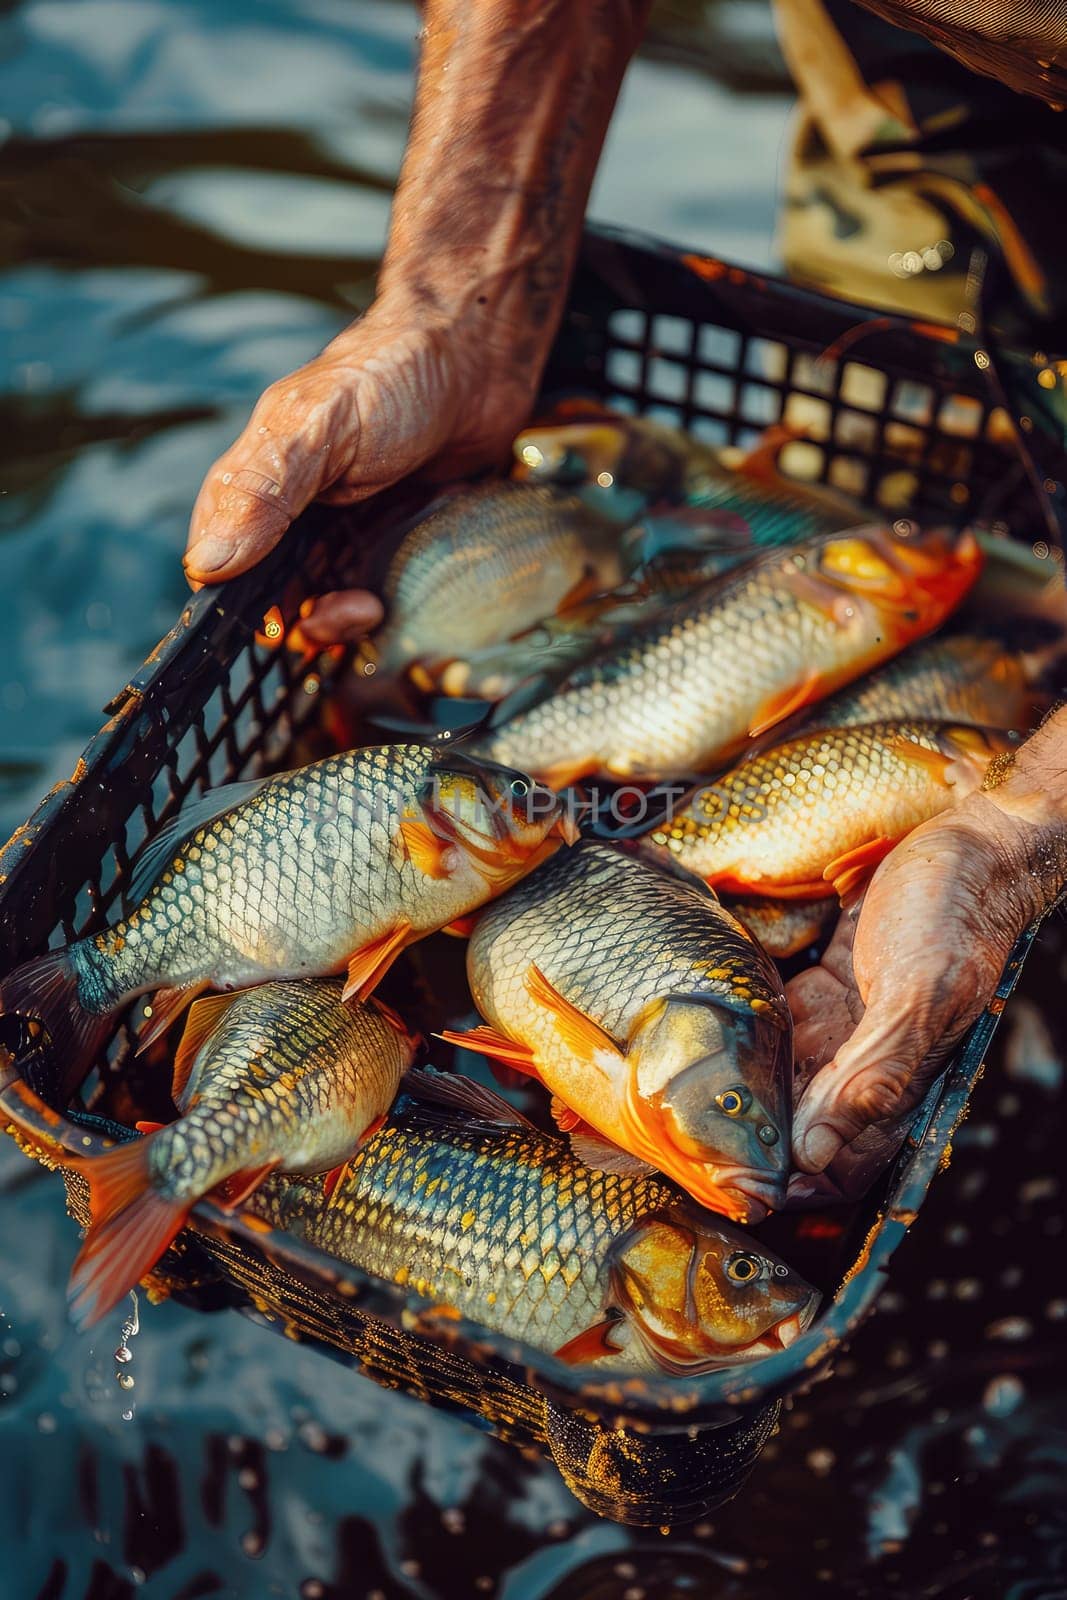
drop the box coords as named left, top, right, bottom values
left=747, top=675, right=823, bottom=740
left=437, top=1026, right=540, bottom=1078
left=524, top=965, right=623, bottom=1069
left=706, top=871, right=836, bottom=900
left=442, top=914, right=480, bottom=939
left=134, top=1119, right=168, bottom=1135
left=554, top=1317, right=626, bottom=1366
left=136, top=982, right=212, bottom=1057
left=537, top=758, right=599, bottom=793
left=555, top=568, right=605, bottom=617
left=343, top=921, right=413, bottom=1004
left=883, top=734, right=953, bottom=784
left=323, top=1160, right=350, bottom=1200
left=824, top=836, right=897, bottom=903
left=212, top=1161, right=281, bottom=1213
left=398, top=819, right=457, bottom=879
left=172, top=992, right=243, bottom=1108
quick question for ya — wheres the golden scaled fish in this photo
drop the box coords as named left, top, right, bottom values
left=441, top=841, right=792, bottom=1223
left=475, top=525, right=984, bottom=787
left=514, top=413, right=863, bottom=538
left=252, top=1071, right=820, bottom=1372
left=725, top=897, right=837, bottom=960
left=367, top=482, right=630, bottom=684
left=1, top=744, right=574, bottom=1093
left=646, top=720, right=1012, bottom=903
left=795, top=630, right=1046, bottom=734
left=0, top=980, right=417, bottom=1328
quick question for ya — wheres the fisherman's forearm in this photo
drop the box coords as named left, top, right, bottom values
left=378, top=0, right=651, bottom=365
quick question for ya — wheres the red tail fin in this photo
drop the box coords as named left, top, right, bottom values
left=68, top=1137, right=188, bottom=1330
left=1, top=947, right=111, bottom=1099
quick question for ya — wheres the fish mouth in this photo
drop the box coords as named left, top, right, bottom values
left=729, top=1294, right=822, bottom=1363
left=704, top=1162, right=789, bottom=1225
left=552, top=811, right=582, bottom=846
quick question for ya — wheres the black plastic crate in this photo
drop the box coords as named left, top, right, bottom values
left=0, top=223, right=1060, bottom=1527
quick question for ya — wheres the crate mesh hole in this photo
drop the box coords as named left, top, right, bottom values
left=835, top=410, right=878, bottom=452
left=779, top=439, right=827, bottom=486
left=605, top=346, right=644, bottom=395
left=740, top=382, right=782, bottom=429
left=608, top=308, right=647, bottom=345
left=688, top=413, right=731, bottom=448
left=876, top=468, right=922, bottom=511
left=828, top=455, right=870, bottom=497
left=698, top=325, right=741, bottom=369
left=652, top=315, right=694, bottom=357
left=890, top=379, right=934, bottom=425
left=791, top=353, right=837, bottom=399
left=744, top=338, right=788, bottom=384
left=937, top=392, right=984, bottom=439
left=841, top=363, right=887, bottom=413
left=645, top=356, right=689, bottom=406
left=784, top=393, right=832, bottom=442
left=693, top=369, right=733, bottom=416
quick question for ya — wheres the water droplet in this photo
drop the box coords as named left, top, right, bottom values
left=37, top=1412, right=57, bottom=1433
left=985, top=1316, right=1032, bottom=1342
left=983, top=1374, right=1025, bottom=1417
left=121, top=1409, right=134, bottom=1422
left=806, top=1448, right=835, bottom=1476
left=441, top=1508, right=465, bottom=1534
left=117, top=1373, right=135, bottom=1391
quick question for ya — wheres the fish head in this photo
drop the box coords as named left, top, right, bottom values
left=811, top=524, right=983, bottom=642
left=609, top=1210, right=820, bottom=1372
left=628, top=995, right=792, bottom=1219
left=936, top=723, right=1016, bottom=791
left=422, top=749, right=578, bottom=880
left=513, top=417, right=688, bottom=518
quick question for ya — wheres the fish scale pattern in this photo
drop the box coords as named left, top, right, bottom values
left=152, top=979, right=412, bottom=1203
left=651, top=718, right=1002, bottom=887
left=256, top=1108, right=681, bottom=1358
left=796, top=633, right=1032, bottom=732
left=480, top=537, right=892, bottom=779
left=469, top=841, right=786, bottom=1045
left=72, top=744, right=543, bottom=1011
left=376, top=482, right=627, bottom=670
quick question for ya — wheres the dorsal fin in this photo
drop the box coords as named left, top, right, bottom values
left=128, top=777, right=272, bottom=905
left=399, top=1067, right=536, bottom=1130
left=172, top=992, right=243, bottom=1108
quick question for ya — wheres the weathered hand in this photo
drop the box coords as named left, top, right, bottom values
left=786, top=787, right=1063, bottom=1198
left=184, top=295, right=540, bottom=644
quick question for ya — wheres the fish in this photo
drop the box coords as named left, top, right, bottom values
left=474, top=525, right=984, bottom=786
left=645, top=720, right=1013, bottom=902
left=0, top=979, right=417, bottom=1328
left=793, top=630, right=1046, bottom=734
left=514, top=412, right=863, bottom=536
left=251, top=1070, right=820, bottom=1372
left=439, top=841, right=793, bottom=1222
left=0, top=743, right=575, bottom=1094
left=725, top=897, right=838, bottom=959
left=366, top=482, right=631, bottom=684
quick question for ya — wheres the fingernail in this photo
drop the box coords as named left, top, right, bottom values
left=798, top=1122, right=841, bottom=1171
left=184, top=536, right=235, bottom=576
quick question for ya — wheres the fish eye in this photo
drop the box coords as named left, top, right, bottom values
left=510, top=778, right=530, bottom=798
left=716, top=1086, right=750, bottom=1116
left=725, top=1252, right=763, bottom=1284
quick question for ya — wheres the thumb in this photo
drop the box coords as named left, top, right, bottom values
left=791, top=996, right=929, bottom=1173
left=184, top=373, right=347, bottom=586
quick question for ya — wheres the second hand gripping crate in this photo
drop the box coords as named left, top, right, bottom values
left=1, top=224, right=1063, bottom=1526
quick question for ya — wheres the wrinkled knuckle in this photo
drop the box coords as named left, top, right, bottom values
left=851, top=1070, right=907, bottom=1122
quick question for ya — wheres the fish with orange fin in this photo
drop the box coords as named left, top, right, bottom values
left=474, top=524, right=984, bottom=786
left=440, top=841, right=793, bottom=1223
left=645, top=720, right=1013, bottom=903
left=725, top=896, right=837, bottom=959
left=0, top=979, right=417, bottom=1328
left=366, top=481, right=633, bottom=686
left=0, top=743, right=574, bottom=1096
left=513, top=411, right=864, bottom=535
left=250, top=1069, right=820, bottom=1372
left=792, top=628, right=1050, bottom=736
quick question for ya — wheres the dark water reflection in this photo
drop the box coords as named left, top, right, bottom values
left=1, top=4, right=1065, bottom=1597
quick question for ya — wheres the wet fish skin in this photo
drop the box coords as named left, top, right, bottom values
left=514, top=414, right=863, bottom=537
left=0, top=979, right=418, bottom=1329
left=647, top=719, right=1012, bottom=898
left=0, top=743, right=569, bottom=1090
left=370, top=481, right=629, bottom=677
left=453, top=841, right=792, bottom=1222
left=475, top=526, right=983, bottom=785
left=726, top=897, right=837, bottom=959
left=253, top=1086, right=819, bottom=1372
left=795, top=631, right=1042, bottom=734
